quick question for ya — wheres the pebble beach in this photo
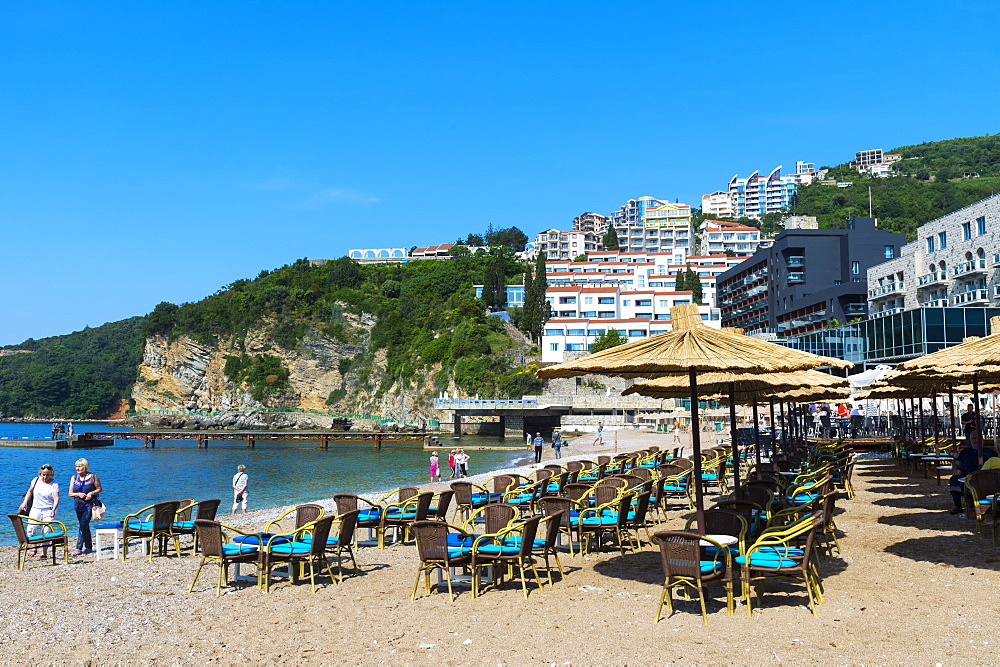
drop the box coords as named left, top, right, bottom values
left=2, top=430, right=999, bottom=663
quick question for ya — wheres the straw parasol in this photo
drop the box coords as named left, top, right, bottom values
left=537, top=304, right=852, bottom=530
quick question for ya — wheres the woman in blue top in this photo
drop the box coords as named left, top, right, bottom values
left=68, top=458, right=102, bottom=555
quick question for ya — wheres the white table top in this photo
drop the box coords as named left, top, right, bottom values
left=700, top=534, right=739, bottom=547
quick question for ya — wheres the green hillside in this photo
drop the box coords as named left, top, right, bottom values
left=790, top=134, right=1000, bottom=239
left=0, top=317, right=147, bottom=418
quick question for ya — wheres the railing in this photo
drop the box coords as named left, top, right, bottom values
left=786, top=256, right=804, bottom=267
left=131, top=409, right=431, bottom=425
left=920, top=298, right=949, bottom=308
left=951, top=288, right=989, bottom=305
left=868, top=282, right=905, bottom=298
left=870, top=308, right=903, bottom=318
left=952, top=258, right=988, bottom=277
left=433, top=398, right=540, bottom=409
left=787, top=272, right=804, bottom=282
left=917, top=271, right=949, bottom=287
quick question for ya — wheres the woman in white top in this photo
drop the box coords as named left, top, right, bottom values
left=232, top=465, right=249, bottom=515
left=18, top=464, right=60, bottom=559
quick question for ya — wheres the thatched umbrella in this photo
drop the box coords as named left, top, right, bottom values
left=537, top=304, right=852, bottom=530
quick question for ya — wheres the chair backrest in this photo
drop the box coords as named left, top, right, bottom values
left=594, top=483, right=623, bottom=507
left=336, top=510, right=360, bottom=546
left=597, top=456, right=612, bottom=466
left=413, top=492, right=434, bottom=521
left=195, top=499, right=222, bottom=522
left=482, top=503, right=518, bottom=534
left=543, top=464, right=563, bottom=473
left=433, top=491, right=454, bottom=520
left=541, top=510, right=566, bottom=549
left=565, top=461, right=586, bottom=473
left=514, top=516, right=542, bottom=557
left=539, top=496, right=573, bottom=525
left=7, top=514, right=28, bottom=545
left=967, top=470, right=1000, bottom=499
left=176, top=498, right=195, bottom=522
left=614, top=493, right=635, bottom=528
left=333, top=494, right=360, bottom=515
left=296, top=504, right=325, bottom=529
left=450, top=482, right=473, bottom=507
left=654, top=531, right=703, bottom=579
left=152, top=501, right=182, bottom=532
left=305, top=515, right=337, bottom=556
left=564, top=483, right=592, bottom=502
left=694, top=508, right=747, bottom=542
left=631, top=467, right=653, bottom=483
left=412, top=520, right=454, bottom=562
left=631, top=491, right=652, bottom=524
left=193, top=519, right=225, bottom=558
left=399, top=487, right=420, bottom=503
left=491, top=475, right=514, bottom=494
left=533, top=469, right=553, bottom=482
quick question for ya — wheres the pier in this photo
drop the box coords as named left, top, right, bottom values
left=0, top=436, right=112, bottom=449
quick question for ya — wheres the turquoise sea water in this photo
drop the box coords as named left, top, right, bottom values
left=0, top=422, right=523, bottom=546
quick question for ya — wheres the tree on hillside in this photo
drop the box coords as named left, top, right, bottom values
left=481, top=246, right=508, bottom=311
left=485, top=226, right=529, bottom=251
left=522, top=251, right=549, bottom=341
left=590, top=329, right=627, bottom=353
left=675, top=267, right=704, bottom=305
left=457, top=233, right=485, bottom=246
left=602, top=227, right=620, bottom=250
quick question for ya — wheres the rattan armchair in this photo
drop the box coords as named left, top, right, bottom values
left=410, top=520, right=474, bottom=601
left=470, top=515, right=545, bottom=599
left=122, top=500, right=182, bottom=561
left=173, top=499, right=222, bottom=553
left=7, top=513, right=69, bottom=570
left=260, top=515, right=338, bottom=593
left=653, top=531, right=734, bottom=624
left=189, top=520, right=261, bottom=596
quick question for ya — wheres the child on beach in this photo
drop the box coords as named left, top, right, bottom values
left=429, top=452, right=441, bottom=482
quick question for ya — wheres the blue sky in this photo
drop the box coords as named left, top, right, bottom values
left=2, top=1, right=999, bottom=345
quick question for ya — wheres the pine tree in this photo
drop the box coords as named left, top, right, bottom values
left=523, top=251, right=549, bottom=341
left=482, top=246, right=508, bottom=310
left=602, top=227, right=620, bottom=250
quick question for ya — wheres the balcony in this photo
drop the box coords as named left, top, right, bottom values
left=843, top=304, right=867, bottom=316
left=952, top=258, right=988, bottom=278
left=920, top=298, right=949, bottom=308
left=951, top=288, right=990, bottom=306
left=871, top=307, right=904, bottom=319
left=786, top=256, right=805, bottom=268
left=868, top=282, right=905, bottom=299
left=787, top=272, right=804, bottom=283
left=917, top=271, right=950, bottom=288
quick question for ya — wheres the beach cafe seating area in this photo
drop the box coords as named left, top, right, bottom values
left=8, top=435, right=868, bottom=621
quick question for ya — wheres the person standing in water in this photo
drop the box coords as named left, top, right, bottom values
left=231, top=465, right=249, bottom=515
left=429, top=451, right=441, bottom=482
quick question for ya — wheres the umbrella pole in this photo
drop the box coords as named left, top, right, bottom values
left=948, top=383, right=956, bottom=441
left=752, top=396, right=762, bottom=473
left=973, top=375, right=983, bottom=458
left=768, top=398, right=776, bottom=462
left=931, top=389, right=940, bottom=455
left=728, top=382, right=741, bottom=496
left=780, top=401, right=787, bottom=452
left=689, top=369, right=706, bottom=533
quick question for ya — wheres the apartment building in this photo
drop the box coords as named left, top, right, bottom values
left=850, top=149, right=902, bottom=178
left=530, top=229, right=601, bottom=260
left=570, top=212, right=609, bottom=233
left=867, top=194, right=1000, bottom=316
left=717, top=218, right=905, bottom=336
left=606, top=197, right=693, bottom=260
left=698, top=219, right=773, bottom=257
left=701, top=190, right=734, bottom=218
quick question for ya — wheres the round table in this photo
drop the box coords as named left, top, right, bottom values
left=699, top=533, right=739, bottom=547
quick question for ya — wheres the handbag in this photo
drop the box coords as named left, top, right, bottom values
left=91, top=499, right=106, bottom=521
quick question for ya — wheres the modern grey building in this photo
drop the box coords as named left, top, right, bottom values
left=717, top=218, right=906, bottom=336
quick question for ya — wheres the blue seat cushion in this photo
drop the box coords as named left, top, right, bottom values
left=267, top=541, right=312, bottom=556
left=299, top=535, right=346, bottom=547
left=471, top=492, right=503, bottom=504
left=508, top=494, right=534, bottom=504
left=125, top=520, right=153, bottom=531
left=447, top=534, right=478, bottom=548
left=580, top=515, right=617, bottom=527
left=447, top=547, right=471, bottom=559
left=756, top=546, right=804, bottom=558
left=357, top=508, right=380, bottom=522
left=735, top=553, right=798, bottom=568
left=173, top=521, right=195, bottom=529
left=788, top=493, right=819, bottom=504
left=27, top=531, right=65, bottom=541
left=221, top=543, right=259, bottom=556
left=473, top=543, right=521, bottom=556
left=546, top=484, right=560, bottom=492
left=503, top=536, right=546, bottom=548
left=701, top=473, right=719, bottom=480
left=700, top=560, right=724, bottom=573
left=232, top=533, right=289, bottom=546
left=663, top=485, right=687, bottom=492
left=384, top=510, right=418, bottom=519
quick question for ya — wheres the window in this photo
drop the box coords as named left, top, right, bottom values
left=597, top=297, right=615, bottom=304
left=636, top=299, right=652, bottom=307
left=658, top=299, right=669, bottom=307
left=621, top=299, right=630, bottom=307
left=963, top=222, right=972, bottom=240
left=558, top=297, right=576, bottom=304
left=636, top=313, right=652, bottom=319
left=565, top=343, right=584, bottom=351
left=852, top=278, right=861, bottom=283
left=884, top=245, right=894, bottom=259
left=978, top=216, right=987, bottom=236
left=582, top=311, right=596, bottom=317
left=545, top=329, right=564, bottom=335
left=566, top=329, right=585, bottom=336
left=583, top=296, right=593, bottom=304
left=927, top=237, right=935, bottom=253
left=654, top=314, right=669, bottom=320
left=939, top=231, right=947, bottom=249
left=598, top=311, right=615, bottom=318
left=549, top=343, right=559, bottom=351
left=852, top=261, right=860, bottom=275
left=588, top=329, right=605, bottom=336
left=628, top=329, right=647, bottom=337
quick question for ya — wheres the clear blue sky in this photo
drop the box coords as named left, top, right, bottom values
left=2, top=1, right=998, bottom=345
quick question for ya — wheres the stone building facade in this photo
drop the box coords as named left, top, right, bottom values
left=867, top=194, right=1000, bottom=315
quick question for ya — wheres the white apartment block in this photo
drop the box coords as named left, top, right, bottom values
left=530, top=229, right=601, bottom=260
left=703, top=162, right=823, bottom=221
left=607, top=197, right=694, bottom=260
left=867, top=194, right=1000, bottom=316
left=698, top=219, right=772, bottom=257
left=702, top=190, right=734, bottom=218
left=850, top=149, right=902, bottom=178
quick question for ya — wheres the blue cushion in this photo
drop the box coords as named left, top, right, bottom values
left=473, top=544, right=521, bottom=556
left=503, top=536, right=546, bottom=548
left=735, top=553, right=798, bottom=568
left=700, top=560, right=724, bottom=573
left=125, top=520, right=153, bottom=531
left=447, top=534, right=478, bottom=548
left=580, top=516, right=617, bottom=527
left=470, top=493, right=503, bottom=504
left=267, top=541, right=312, bottom=555
left=232, top=533, right=289, bottom=546
left=357, top=508, right=380, bottom=522
left=788, top=493, right=818, bottom=504
left=173, top=521, right=195, bottom=529
left=447, top=547, right=471, bottom=559
left=221, top=543, right=259, bottom=556
left=299, top=535, right=344, bottom=547
left=546, top=484, right=560, bottom=492
left=93, top=522, right=124, bottom=530
left=508, top=494, right=534, bottom=504
left=27, top=531, right=65, bottom=541
left=384, top=510, right=418, bottom=519
left=702, top=473, right=719, bottom=480
left=756, top=546, right=804, bottom=558
left=663, top=485, right=686, bottom=492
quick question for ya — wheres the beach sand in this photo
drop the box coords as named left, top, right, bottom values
left=2, top=430, right=998, bottom=663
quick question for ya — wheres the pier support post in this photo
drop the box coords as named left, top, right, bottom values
left=319, top=434, right=328, bottom=450
left=374, top=433, right=382, bottom=451
left=197, top=434, right=205, bottom=448
left=245, top=434, right=255, bottom=449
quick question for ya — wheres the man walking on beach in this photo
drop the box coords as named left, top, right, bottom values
left=533, top=432, right=544, bottom=464
left=593, top=421, right=604, bottom=446
left=552, top=429, right=563, bottom=459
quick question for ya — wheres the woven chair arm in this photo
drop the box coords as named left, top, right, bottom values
left=19, top=517, right=68, bottom=533
left=176, top=501, right=197, bottom=516
left=263, top=506, right=298, bottom=534
left=216, top=523, right=259, bottom=543
left=122, top=504, right=158, bottom=524
left=699, top=535, right=733, bottom=569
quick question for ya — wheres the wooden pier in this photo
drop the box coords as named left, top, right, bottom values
left=78, top=431, right=438, bottom=450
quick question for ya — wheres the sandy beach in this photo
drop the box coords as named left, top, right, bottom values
left=2, top=429, right=999, bottom=663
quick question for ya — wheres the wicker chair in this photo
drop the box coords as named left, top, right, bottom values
left=461, top=503, right=519, bottom=537
left=737, top=514, right=824, bottom=616
left=711, top=500, right=764, bottom=543
left=430, top=490, right=454, bottom=522
left=653, top=531, right=734, bottom=624
left=173, top=499, right=222, bottom=553
left=685, top=507, right=749, bottom=555
left=333, top=494, right=382, bottom=544
left=539, top=496, right=584, bottom=556
left=7, top=513, right=69, bottom=570
left=470, top=515, right=544, bottom=598
left=260, top=515, right=338, bottom=593
left=964, top=470, right=1000, bottom=536
left=189, top=519, right=261, bottom=596
left=579, top=492, right=634, bottom=555
left=410, top=520, right=474, bottom=601
left=380, top=491, right=433, bottom=547
left=563, top=483, right=592, bottom=503
left=451, top=481, right=494, bottom=521
left=122, top=500, right=182, bottom=561
left=299, top=509, right=361, bottom=583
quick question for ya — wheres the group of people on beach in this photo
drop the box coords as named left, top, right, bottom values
left=17, top=458, right=101, bottom=557
left=431, top=449, right=469, bottom=480
left=49, top=422, right=73, bottom=439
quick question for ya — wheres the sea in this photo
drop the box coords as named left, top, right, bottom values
left=0, top=422, right=525, bottom=546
